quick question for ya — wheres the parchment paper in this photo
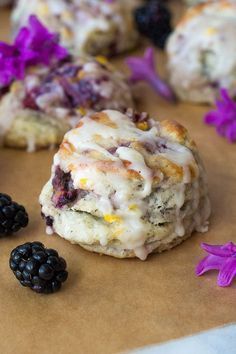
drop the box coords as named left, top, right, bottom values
left=0, top=2, right=235, bottom=354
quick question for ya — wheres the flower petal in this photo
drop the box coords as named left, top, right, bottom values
left=203, top=88, right=236, bottom=143
left=217, top=258, right=236, bottom=287
left=126, top=47, right=175, bottom=102
left=195, top=254, right=224, bottom=276
left=204, top=112, right=220, bottom=125
left=201, top=242, right=234, bottom=257
left=144, top=47, right=155, bottom=71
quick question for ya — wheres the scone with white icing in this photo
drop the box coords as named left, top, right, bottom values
left=184, top=0, right=230, bottom=6
left=167, top=0, right=236, bottom=103
left=0, top=57, right=133, bottom=151
left=12, top=0, right=142, bottom=57
left=184, top=0, right=207, bottom=6
left=39, top=109, right=211, bottom=260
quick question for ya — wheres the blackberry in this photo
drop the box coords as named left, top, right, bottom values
left=0, top=193, right=29, bottom=237
left=10, top=242, right=68, bottom=294
left=52, top=166, right=88, bottom=208
left=134, top=0, right=172, bottom=49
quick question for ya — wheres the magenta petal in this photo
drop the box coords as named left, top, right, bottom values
left=217, top=258, right=236, bottom=287
left=201, top=243, right=234, bottom=257
left=204, top=88, right=236, bottom=143
left=0, top=15, right=68, bottom=87
left=144, top=47, right=155, bottom=71
left=204, top=112, right=219, bottom=125
left=126, top=46, right=175, bottom=102
left=195, top=255, right=224, bottom=276
left=225, top=124, right=236, bottom=143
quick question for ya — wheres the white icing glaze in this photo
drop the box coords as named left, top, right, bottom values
left=167, top=0, right=236, bottom=102
left=52, top=110, right=205, bottom=258
left=12, top=0, right=141, bottom=56
left=0, top=89, right=24, bottom=138
left=46, top=226, right=54, bottom=235
left=26, top=136, right=36, bottom=153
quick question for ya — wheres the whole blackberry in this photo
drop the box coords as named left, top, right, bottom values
left=134, top=0, right=172, bottom=49
left=0, top=193, right=29, bottom=237
left=10, top=242, right=68, bottom=294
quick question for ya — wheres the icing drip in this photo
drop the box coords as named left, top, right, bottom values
left=26, top=136, right=36, bottom=153
left=46, top=226, right=54, bottom=235
left=52, top=110, right=208, bottom=258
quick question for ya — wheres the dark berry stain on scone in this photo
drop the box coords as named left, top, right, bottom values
left=0, top=55, right=134, bottom=150
left=60, top=77, right=101, bottom=108
left=41, top=212, right=54, bottom=227
left=52, top=166, right=87, bottom=208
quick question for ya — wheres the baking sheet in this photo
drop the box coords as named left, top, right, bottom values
left=0, top=3, right=236, bottom=354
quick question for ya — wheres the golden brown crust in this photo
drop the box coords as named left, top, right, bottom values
left=160, top=120, right=197, bottom=150
left=60, top=115, right=199, bottom=184
left=76, top=232, right=193, bottom=259
left=178, top=0, right=235, bottom=28
left=90, top=112, right=118, bottom=128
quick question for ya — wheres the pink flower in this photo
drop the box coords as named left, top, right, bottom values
left=125, top=47, right=176, bottom=102
left=0, top=15, right=68, bottom=88
left=196, top=242, right=236, bottom=287
left=204, top=88, right=236, bottom=143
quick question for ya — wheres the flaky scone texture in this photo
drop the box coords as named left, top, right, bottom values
left=0, top=57, right=133, bottom=151
left=39, top=109, right=211, bottom=260
left=167, top=0, right=236, bottom=103
left=184, top=0, right=236, bottom=6
left=12, top=0, right=143, bottom=57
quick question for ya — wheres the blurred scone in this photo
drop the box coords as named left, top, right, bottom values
left=184, top=0, right=208, bottom=6
left=0, top=57, right=133, bottom=151
left=12, top=0, right=143, bottom=56
left=167, top=1, right=236, bottom=103
left=184, top=0, right=233, bottom=7
left=40, top=109, right=211, bottom=260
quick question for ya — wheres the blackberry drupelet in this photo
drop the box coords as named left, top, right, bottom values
left=0, top=193, right=28, bottom=236
left=10, top=242, right=68, bottom=294
left=134, top=0, right=172, bottom=49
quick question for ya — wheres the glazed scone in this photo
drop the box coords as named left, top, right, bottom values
left=167, top=0, right=236, bottom=103
left=12, top=0, right=143, bottom=57
left=184, top=0, right=208, bottom=6
left=40, top=109, right=211, bottom=260
left=183, top=0, right=232, bottom=6
left=0, top=57, right=133, bottom=151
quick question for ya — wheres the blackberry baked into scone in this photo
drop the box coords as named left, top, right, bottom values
left=40, top=109, right=211, bottom=260
left=0, top=57, right=133, bottom=151
left=12, top=0, right=142, bottom=56
left=167, top=0, right=236, bottom=104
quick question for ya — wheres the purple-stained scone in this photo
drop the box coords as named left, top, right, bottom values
left=0, top=57, right=134, bottom=151
left=167, top=0, right=236, bottom=103
left=39, top=109, right=211, bottom=260
left=12, top=0, right=143, bottom=57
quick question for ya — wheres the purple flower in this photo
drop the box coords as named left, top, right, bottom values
left=125, top=47, right=176, bottom=102
left=0, top=15, right=68, bottom=88
left=196, top=242, right=236, bottom=287
left=204, top=88, right=236, bottom=143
